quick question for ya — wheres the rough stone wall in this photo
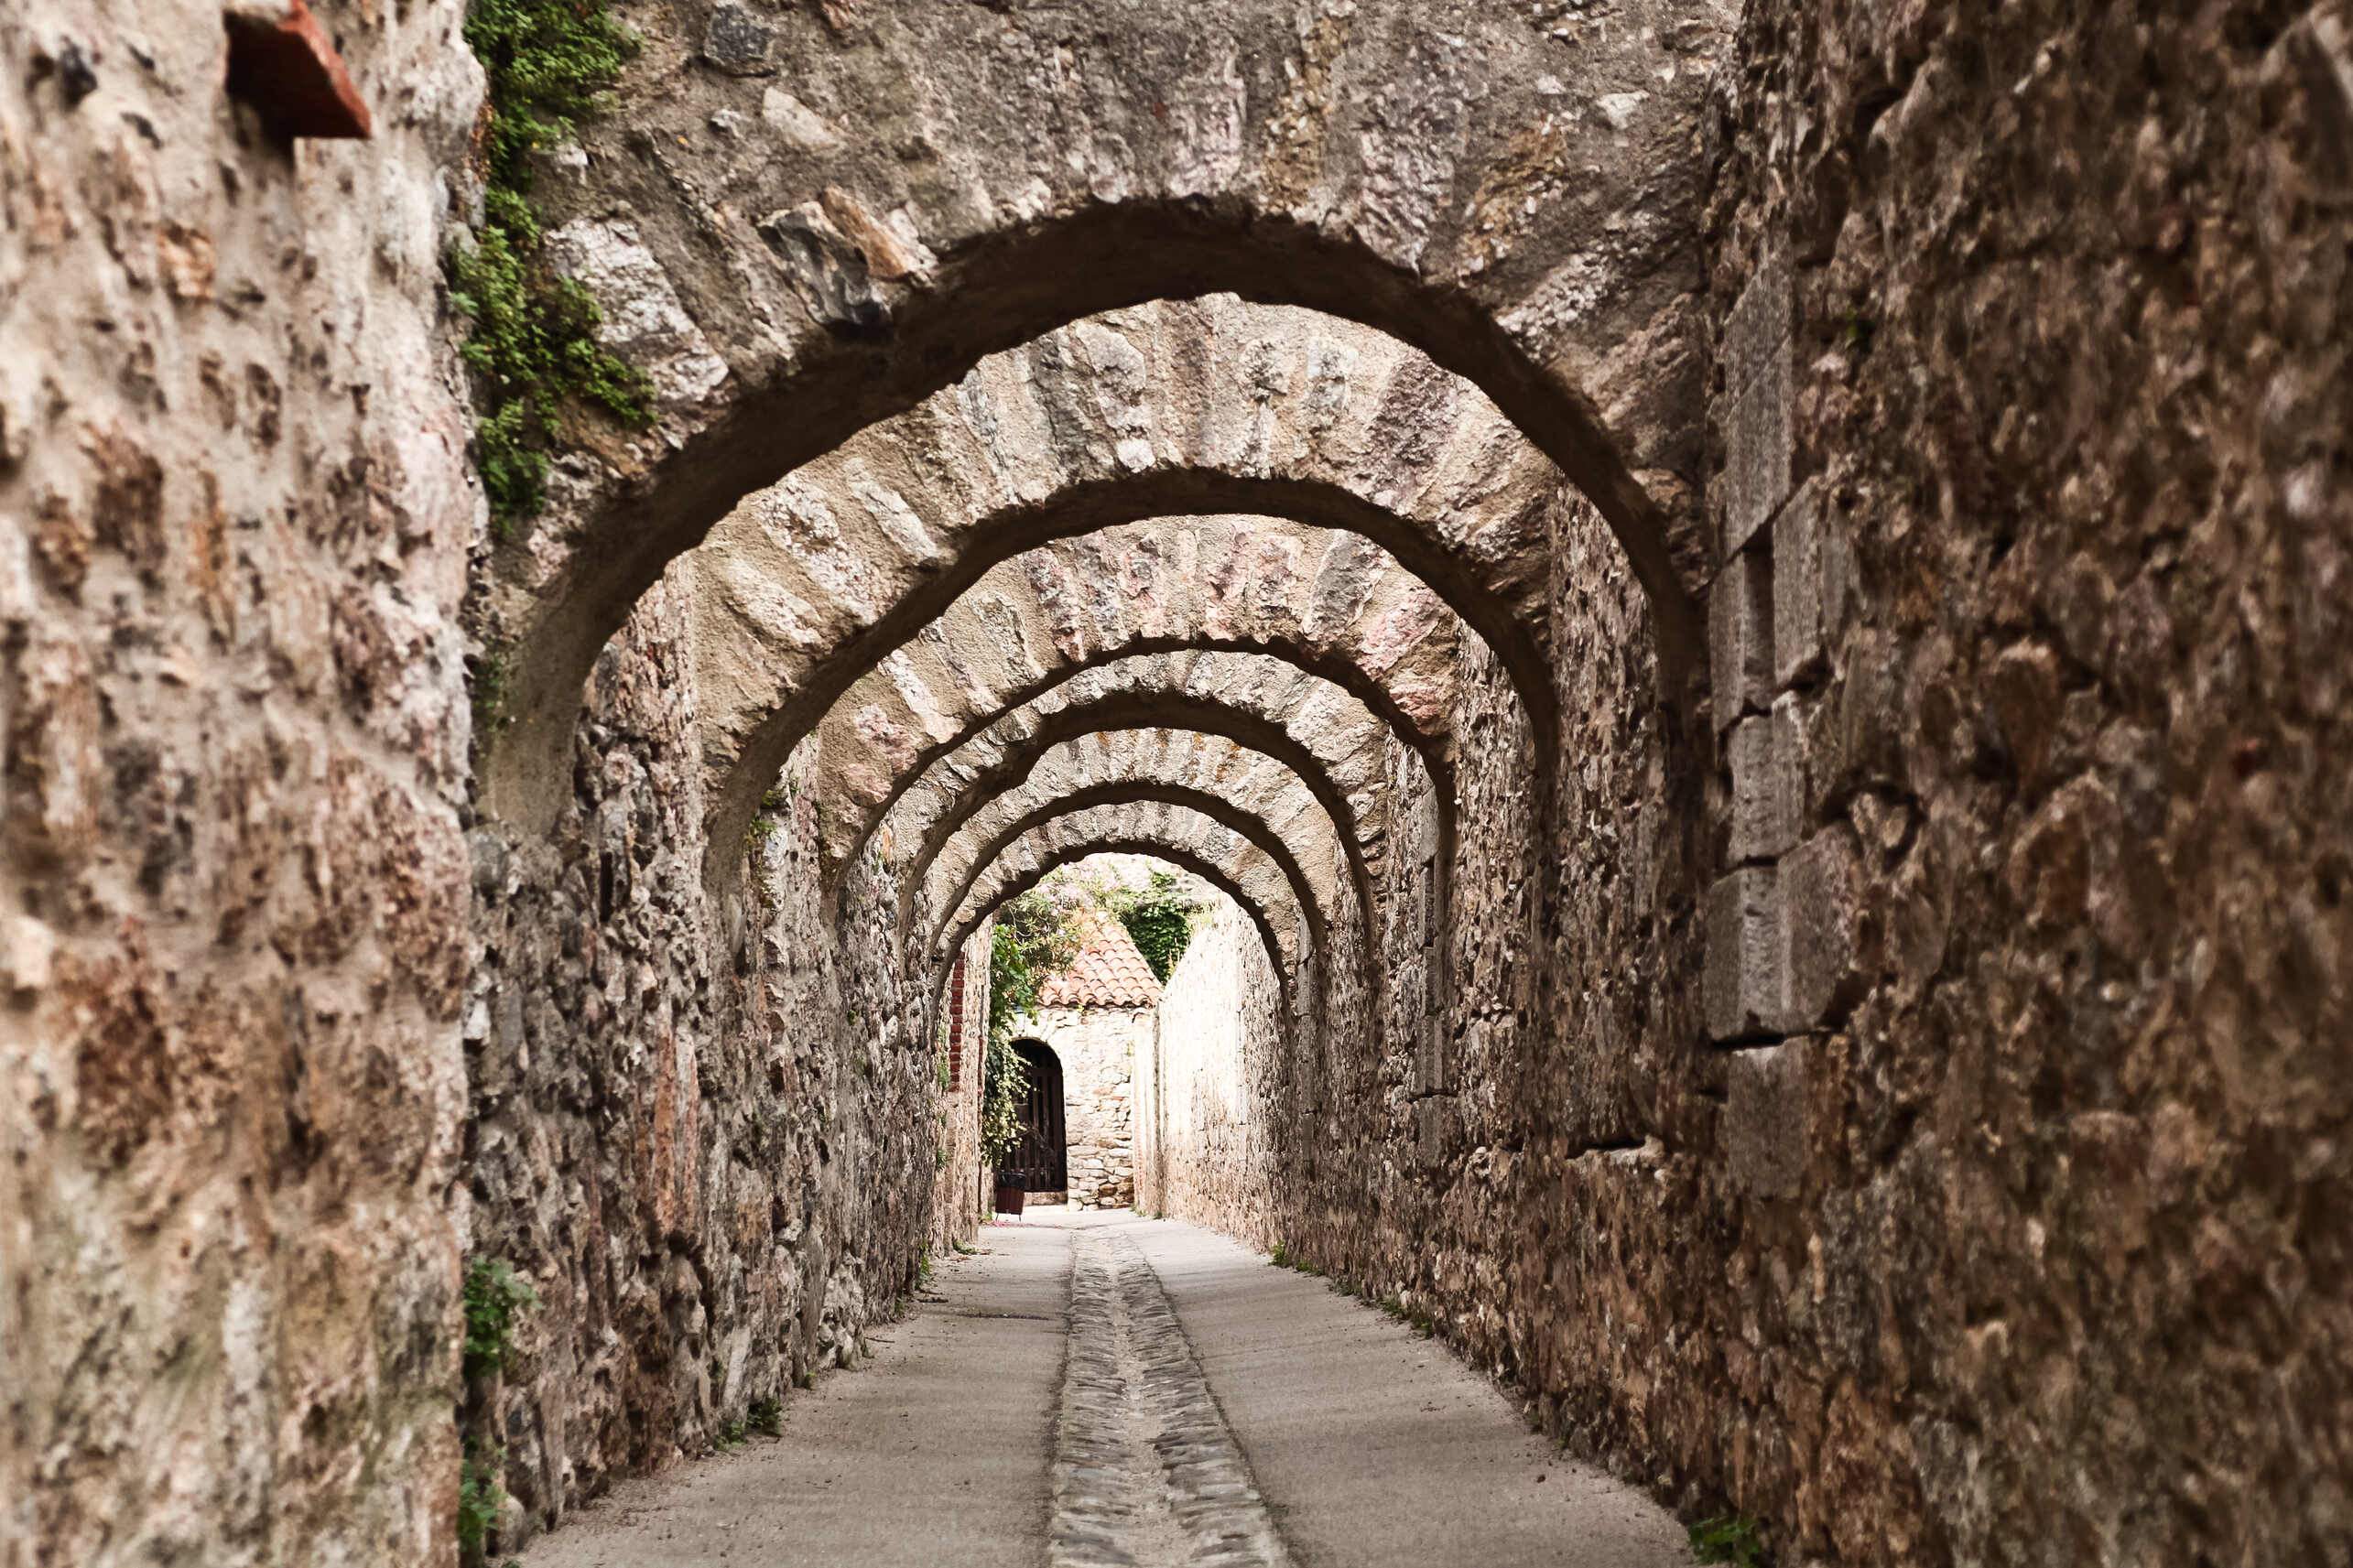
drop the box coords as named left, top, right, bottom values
left=0, top=5, right=483, bottom=1563
left=1679, top=2, right=2353, bottom=1559
left=1148, top=5, right=2353, bottom=1566
left=1134, top=902, right=1284, bottom=1245
left=929, top=943, right=988, bottom=1249
left=1022, top=1005, right=1144, bottom=1209
left=467, top=579, right=948, bottom=1549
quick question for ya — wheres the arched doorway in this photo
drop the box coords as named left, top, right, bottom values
left=1007, top=1041, right=1067, bottom=1200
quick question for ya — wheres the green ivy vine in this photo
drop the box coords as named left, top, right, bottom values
left=1105, top=868, right=1201, bottom=982
left=980, top=889, right=1078, bottom=1168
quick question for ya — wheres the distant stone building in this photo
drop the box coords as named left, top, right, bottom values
left=1010, top=912, right=1163, bottom=1209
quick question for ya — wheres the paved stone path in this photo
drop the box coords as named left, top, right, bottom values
left=520, top=1212, right=1691, bottom=1567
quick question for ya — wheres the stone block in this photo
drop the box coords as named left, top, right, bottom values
left=1708, top=546, right=1773, bottom=731
left=1776, top=827, right=1863, bottom=1033
left=1728, top=715, right=1799, bottom=864
left=1719, top=341, right=1791, bottom=559
left=1773, top=479, right=1849, bottom=687
left=1416, top=1098, right=1448, bottom=1166
left=704, top=2, right=778, bottom=74
left=1725, top=1040, right=1808, bottom=1200
left=1769, top=688, right=1838, bottom=828
left=1705, top=868, right=1783, bottom=1042
left=1724, top=250, right=1792, bottom=398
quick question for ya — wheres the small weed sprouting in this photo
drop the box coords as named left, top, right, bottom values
left=457, top=1438, right=504, bottom=1558
left=953, top=1239, right=979, bottom=1256
left=794, top=1368, right=816, bottom=1390
left=748, top=1396, right=783, bottom=1437
left=1268, top=1243, right=1326, bottom=1278
left=1379, top=1295, right=1438, bottom=1339
left=713, top=1418, right=747, bottom=1452
left=462, top=1257, right=537, bottom=1381
left=468, top=647, right=513, bottom=739
left=1689, top=1514, right=1769, bottom=1567
left=1838, top=306, right=1878, bottom=357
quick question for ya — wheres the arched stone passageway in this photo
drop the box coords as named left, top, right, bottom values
left=10, top=4, right=2348, bottom=1567
left=897, top=695, right=1383, bottom=925
left=501, top=297, right=1604, bottom=843
left=805, top=515, right=1469, bottom=881
left=951, top=806, right=1313, bottom=985
left=927, top=774, right=1335, bottom=979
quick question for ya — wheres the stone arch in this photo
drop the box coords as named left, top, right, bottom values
left=917, top=736, right=1350, bottom=966
left=931, top=780, right=1329, bottom=989
left=808, top=515, right=1471, bottom=879
left=488, top=296, right=1676, bottom=838
left=486, top=0, right=1720, bottom=808
left=944, top=803, right=1309, bottom=970
left=934, top=828, right=1305, bottom=1023
left=884, top=683, right=1383, bottom=927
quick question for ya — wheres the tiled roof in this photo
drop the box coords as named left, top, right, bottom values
left=1036, top=909, right=1164, bottom=1009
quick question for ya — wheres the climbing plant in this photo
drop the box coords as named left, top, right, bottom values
left=456, top=1258, right=537, bottom=1563
left=1105, top=868, right=1201, bottom=982
left=980, top=889, right=1078, bottom=1166
left=451, top=0, right=653, bottom=528
left=461, top=1256, right=537, bottom=1380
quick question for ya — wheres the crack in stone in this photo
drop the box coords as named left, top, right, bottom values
left=1050, top=1229, right=1294, bottom=1568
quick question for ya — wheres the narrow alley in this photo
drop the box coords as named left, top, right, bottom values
left=6, top=2, right=2345, bottom=1565
left=521, top=1212, right=1689, bottom=1568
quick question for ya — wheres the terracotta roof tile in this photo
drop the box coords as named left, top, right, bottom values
left=1036, top=909, right=1163, bottom=1009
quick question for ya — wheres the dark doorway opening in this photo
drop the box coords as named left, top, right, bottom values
left=1007, top=1040, right=1067, bottom=1199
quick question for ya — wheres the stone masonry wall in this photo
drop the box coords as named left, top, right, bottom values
left=1150, top=4, right=2353, bottom=1564
left=1134, top=900, right=1284, bottom=1245
left=930, top=944, right=987, bottom=1249
left=0, top=4, right=483, bottom=1563
left=1679, top=3, right=2353, bottom=1557
left=467, top=578, right=953, bottom=1551
left=1023, top=1004, right=1145, bottom=1209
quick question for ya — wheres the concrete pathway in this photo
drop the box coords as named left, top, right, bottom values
left=519, top=1210, right=1691, bottom=1567
left=517, top=1219, right=1068, bottom=1567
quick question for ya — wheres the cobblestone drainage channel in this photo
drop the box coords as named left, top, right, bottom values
left=1050, top=1228, right=1294, bottom=1568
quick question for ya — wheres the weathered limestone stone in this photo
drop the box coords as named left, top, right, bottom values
left=702, top=2, right=778, bottom=75
left=13, top=5, right=2347, bottom=1568
left=1719, top=254, right=1795, bottom=558
left=1771, top=479, right=1847, bottom=687
left=1776, top=828, right=1861, bottom=1033
left=1705, top=867, right=1783, bottom=1043
left=1724, top=1040, right=1808, bottom=1200
left=1728, top=714, right=1799, bottom=864
left=916, top=726, right=1360, bottom=967
left=808, top=516, right=1467, bottom=882
left=1709, top=546, right=1773, bottom=731
left=1, top=1, right=483, bottom=1557
left=1719, top=361, right=1792, bottom=560
left=470, top=0, right=1719, bottom=833
left=672, top=298, right=1568, bottom=864
left=542, top=221, right=732, bottom=411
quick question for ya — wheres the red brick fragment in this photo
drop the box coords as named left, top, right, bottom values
left=223, top=0, right=372, bottom=140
